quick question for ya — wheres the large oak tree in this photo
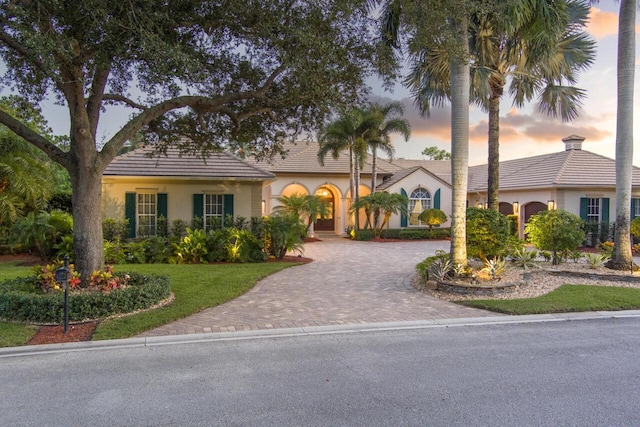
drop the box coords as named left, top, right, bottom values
left=0, top=0, right=383, bottom=279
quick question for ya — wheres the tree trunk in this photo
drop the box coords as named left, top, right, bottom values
left=70, top=162, right=105, bottom=284
left=449, top=14, right=470, bottom=267
left=349, top=145, right=356, bottom=231
left=371, top=146, right=378, bottom=192
left=487, top=94, right=500, bottom=211
left=354, top=161, right=361, bottom=231
left=609, top=0, right=635, bottom=270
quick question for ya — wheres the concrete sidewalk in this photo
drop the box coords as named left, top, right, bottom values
left=138, top=238, right=499, bottom=338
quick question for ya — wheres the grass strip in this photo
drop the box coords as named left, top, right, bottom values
left=92, top=263, right=296, bottom=340
left=460, top=284, right=640, bottom=315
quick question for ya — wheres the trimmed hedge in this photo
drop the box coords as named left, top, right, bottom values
left=355, top=228, right=451, bottom=241
left=0, top=272, right=171, bottom=324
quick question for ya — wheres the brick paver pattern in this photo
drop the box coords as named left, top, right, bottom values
left=138, top=238, right=499, bottom=337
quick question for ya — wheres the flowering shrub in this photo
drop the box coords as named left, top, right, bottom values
left=35, top=262, right=82, bottom=293
left=34, top=263, right=127, bottom=293
left=89, top=265, right=129, bottom=292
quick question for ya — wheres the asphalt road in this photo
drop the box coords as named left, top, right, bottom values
left=2, top=317, right=639, bottom=426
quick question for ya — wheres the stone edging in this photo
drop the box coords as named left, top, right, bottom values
left=436, top=280, right=519, bottom=296
left=533, top=269, right=640, bottom=283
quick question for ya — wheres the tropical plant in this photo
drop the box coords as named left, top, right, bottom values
left=509, top=247, right=538, bottom=270
left=525, top=210, right=585, bottom=265
left=10, top=210, right=72, bottom=258
left=429, top=258, right=453, bottom=282
left=419, top=208, right=447, bottom=231
left=263, top=212, right=306, bottom=259
left=585, top=253, right=610, bottom=269
left=631, top=216, right=640, bottom=239
left=174, top=228, right=208, bottom=264
left=482, top=257, right=507, bottom=280
left=275, top=193, right=329, bottom=235
left=0, top=2, right=381, bottom=280
left=350, top=192, right=408, bottom=237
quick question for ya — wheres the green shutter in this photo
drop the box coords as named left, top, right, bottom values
left=400, top=188, right=408, bottom=227
left=223, top=194, right=234, bottom=226
left=125, top=192, right=136, bottom=238
left=579, top=197, right=588, bottom=221
left=193, top=194, right=204, bottom=220
left=602, top=197, right=610, bottom=223
left=157, top=193, right=168, bottom=219
left=632, top=199, right=638, bottom=219
left=434, top=189, right=441, bottom=210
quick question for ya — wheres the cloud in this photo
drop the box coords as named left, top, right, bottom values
left=587, top=7, right=618, bottom=39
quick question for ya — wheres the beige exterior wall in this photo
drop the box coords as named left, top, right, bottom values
left=102, top=176, right=266, bottom=223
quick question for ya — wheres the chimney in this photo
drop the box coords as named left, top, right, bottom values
left=562, top=134, right=585, bottom=151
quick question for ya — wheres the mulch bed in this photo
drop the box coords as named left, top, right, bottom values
left=26, top=321, right=98, bottom=345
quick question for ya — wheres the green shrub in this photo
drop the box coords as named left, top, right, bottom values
left=142, top=236, right=171, bottom=263
left=156, top=215, right=168, bottom=237
left=0, top=272, right=170, bottom=323
left=171, top=219, right=188, bottom=239
left=632, top=217, right=640, bottom=238
left=415, top=250, right=449, bottom=282
left=379, top=228, right=401, bottom=239
left=354, top=229, right=375, bottom=241
left=123, top=240, right=147, bottom=264
left=466, top=207, right=511, bottom=260
left=104, top=240, right=126, bottom=264
left=250, top=216, right=264, bottom=238
left=226, top=228, right=266, bottom=262
left=10, top=210, right=73, bottom=258
left=525, top=210, right=585, bottom=265
left=506, top=214, right=519, bottom=236
left=102, top=218, right=130, bottom=242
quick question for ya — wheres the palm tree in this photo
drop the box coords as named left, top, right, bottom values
left=407, top=0, right=595, bottom=211
left=350, top=192, right=408, bottom=237
left=275, top=192, right=329, bottom=235
left=318, top=108, right=371, bottom=230
left=376, top=0, right=475, bottom=266
left=366, top=102, right=411, bottom=191
left=605, top=0, right=636, bottom=270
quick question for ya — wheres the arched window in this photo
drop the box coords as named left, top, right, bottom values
left=409, top=187, right=431, bottom=226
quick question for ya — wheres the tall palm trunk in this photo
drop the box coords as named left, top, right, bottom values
left=487, top=88, right=502, bottom=211
left=449, top=13, right=470, bottom=266
left=348, top=144, right=355, bottom=231
left=371, top=146, right=378, bottom=192
left=610, top=0, right=636, bottom=270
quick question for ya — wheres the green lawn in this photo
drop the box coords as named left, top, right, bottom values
left=461, top=284, right=640, bottom=314
left=0, top=261, right=296, bottom=346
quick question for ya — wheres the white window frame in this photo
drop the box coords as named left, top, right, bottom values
left=408, top=187, right=432, bottom=226
left=137, top=192, right=157, bottom=237
left=587, top=197, right=601, bottom=222
left=204, top=194, right=224, bottom=231
left=635, top=198, right=640, bottom=217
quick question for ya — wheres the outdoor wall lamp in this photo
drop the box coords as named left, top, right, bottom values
left=547, top=200, right=556, bottom=210
left=513, top=202, right=519, bottom=215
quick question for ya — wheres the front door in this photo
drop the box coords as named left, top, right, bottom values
left=314, top=187, right=335, bottom=231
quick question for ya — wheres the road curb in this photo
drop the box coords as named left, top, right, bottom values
left=2, top=310, right=640, bottom=358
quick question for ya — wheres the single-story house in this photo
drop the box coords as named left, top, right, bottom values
left=101, top=135, right=640, bottom=239
left=102, top=147, right=274, bottom=237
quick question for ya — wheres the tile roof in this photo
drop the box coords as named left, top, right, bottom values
left=250, top=141, right=402, bottom=175
left=104, top=147, right=275, bottom=180
left=468, top=149, right=640, bottom=191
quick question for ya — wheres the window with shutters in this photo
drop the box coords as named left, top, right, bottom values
left=635, top=199, right=640, bottom=217
left=137, top=193, right=157, bottom=237
left=204, top=194, right=224, bottom=230
left=409, top=187, right=431, bottom=226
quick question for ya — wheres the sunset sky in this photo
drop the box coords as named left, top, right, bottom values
left=375, top=1, right=640, bottom=166
left=14, top=1, right=639, bottom=168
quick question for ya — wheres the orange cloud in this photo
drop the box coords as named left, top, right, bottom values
left=587, top=7, right=618, bottom=39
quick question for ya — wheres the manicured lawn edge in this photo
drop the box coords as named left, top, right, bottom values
left=460, top=284, right=640, bottom=315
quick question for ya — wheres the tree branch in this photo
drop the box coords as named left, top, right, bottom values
left=102, top=94, right=147, bottom=110
left=0, top=110, right=69, bottom=168
left=86, top=65, right=111, bottom=138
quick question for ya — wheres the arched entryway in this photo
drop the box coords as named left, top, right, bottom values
left=314, top=186, right=335, bottom=231
left=524, top=201, right=547, bottom=224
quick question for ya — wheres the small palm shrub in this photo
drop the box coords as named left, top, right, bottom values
left=482, top=257, right=507, bottom=280
left=585, top=253, right=609, bottom=269
left=510, top=247, right=538, bottom=270
left=263, top=212, right=305, bottom=259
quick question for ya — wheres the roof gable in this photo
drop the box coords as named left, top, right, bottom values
left=377, top=166, right=452, bottom=191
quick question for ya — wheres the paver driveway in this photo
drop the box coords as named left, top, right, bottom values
left=138, top=238, right=498, bottom=337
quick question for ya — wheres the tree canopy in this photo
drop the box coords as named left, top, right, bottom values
left=0, top=0, right=387, bottom=278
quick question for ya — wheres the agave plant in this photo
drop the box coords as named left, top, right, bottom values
left=510, top=247, right=538, bottom=270
left=482, top=257, right=507, bottom=280
left=584, top=253, right=609, bottom=269
left=429, top=258, right=452, bottom=282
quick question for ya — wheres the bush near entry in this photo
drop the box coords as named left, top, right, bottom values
left=466, top=208, right=510, bottom=260
left=525, top=209, right=585, bottom=265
